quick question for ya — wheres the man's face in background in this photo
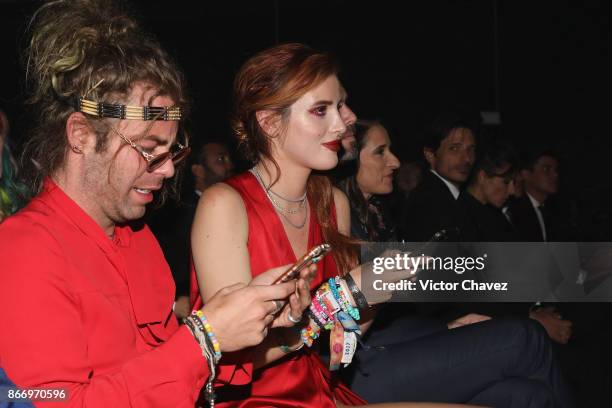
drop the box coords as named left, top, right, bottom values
left=425, top=127, right=476, bottom=186
left=192, top=143, right=234, bottom=189
left=522, top=155, right=559, bottom=198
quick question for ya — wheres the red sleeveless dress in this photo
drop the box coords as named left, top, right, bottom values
left=190, top=172, right=366, bottom=407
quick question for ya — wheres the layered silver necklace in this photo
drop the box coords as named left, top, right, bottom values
left=250, top=166, right=308, bottom=229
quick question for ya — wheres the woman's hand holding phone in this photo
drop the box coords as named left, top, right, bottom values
left=249, top=263, right=317, bottom=328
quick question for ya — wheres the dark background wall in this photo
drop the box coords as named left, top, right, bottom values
left=1, top=0, right=610, bottom=236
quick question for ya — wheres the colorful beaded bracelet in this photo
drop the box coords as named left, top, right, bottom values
left=194, top=310, right=222, bottom=363
left=311, top=294, right=332, bottom=327
left=308, top=309, right=325, bottom=329
left=183, top=315, right=218, bottom=407
left=300, top=319, right=321, bottom=347
left=332, top=277, right=360, bottom=320
left=317, top=287, right=341, bottom=317
left=313, top=293, right=335, bottom=330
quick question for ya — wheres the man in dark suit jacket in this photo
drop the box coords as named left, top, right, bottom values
left=509, top=149, right=563, bottom=242
left=148, top=141, right=234, bottom=319
left=396, top=114, right=478, bottom=318
left=399, top=115, right=476, bottom=242
left=509, top=149, right=612, bottom=406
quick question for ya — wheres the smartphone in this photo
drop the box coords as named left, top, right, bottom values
left=272, top=243, right=332, bottom=284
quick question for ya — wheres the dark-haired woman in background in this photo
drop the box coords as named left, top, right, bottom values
left=337, top=120, right=400, bottom=242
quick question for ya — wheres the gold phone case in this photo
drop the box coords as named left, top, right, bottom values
left=273, top=243, right=332, bottom=284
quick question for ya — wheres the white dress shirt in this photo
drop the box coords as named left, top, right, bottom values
left=430, top=169, right=460, bottom=200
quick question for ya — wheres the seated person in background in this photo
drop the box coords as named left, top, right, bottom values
left=456, top=138, right=519, bottom=242
left=509, top=148, right=610, bottom=406
left=337, top=120, right=400, bottom=242
left=396, top=160, right=423, bottom=199
left=329, top=104, right=359, bottom=182
left=399, top=113, right=477, bottom=242
left=340, top=123, right=358, bottom=162
left=389, top=160, right=423, bottom=227
left=509, top=148, right=568, bottom=242
left=192, top=141, right=235, bottom=192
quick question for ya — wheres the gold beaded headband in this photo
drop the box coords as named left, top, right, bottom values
left=75, top=97, right=182, bottom=121
left=72, top=78, right=182, bottom=121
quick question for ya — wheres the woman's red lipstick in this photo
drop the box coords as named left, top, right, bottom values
left=321, top=140, right=341, bottom=152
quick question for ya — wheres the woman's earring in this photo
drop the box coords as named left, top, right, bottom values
left=71, top=144, right=83, bottom=154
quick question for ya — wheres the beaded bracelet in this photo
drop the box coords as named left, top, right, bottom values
left=298, top=274, right=366, bottom=350
left=338, top=278, right=361, bottom=320
left=311, top=294, right=333, bottom=328
left=193, top=310, right=222, bottom=363
left=312, top=293, right=334, bottom=330
left=328, top=278, right=342, bottom=303
left=185, top=316, right=216, bottom=364
left=319, top=282, right=341, bottom=315
left=306, top=308, right=321, bottom=327
left=331, top=277, right=350, bottom=311
left=330, top=277, right=360, bottom=320
left=183, top=315, right=218, bottom=407
left=300, top=318, right=321, bottom=347
left=310, top=296, right=326, bottom=321
left=337, top=278, right=354, bottom=306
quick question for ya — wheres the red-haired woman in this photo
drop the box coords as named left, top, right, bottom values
left=189, top=43, right=484, bottom=408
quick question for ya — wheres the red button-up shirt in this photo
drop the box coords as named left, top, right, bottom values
left=0, top=179, right=249, bottom=407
